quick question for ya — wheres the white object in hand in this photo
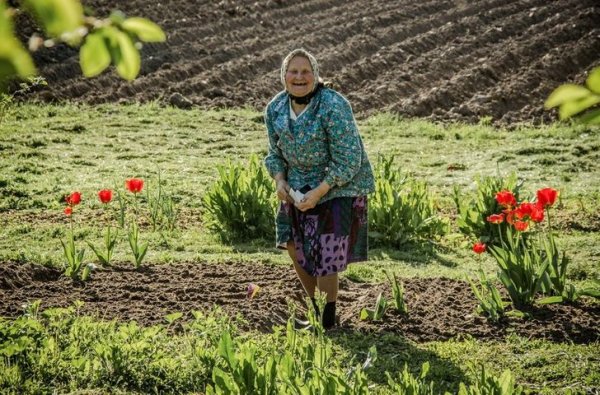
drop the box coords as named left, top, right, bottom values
left=288, top=188, right=305, bottom=204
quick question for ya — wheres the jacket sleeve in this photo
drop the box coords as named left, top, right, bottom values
left=323, top=94, right=362, bottom=187
left=263, top=106, right=287, bottom=178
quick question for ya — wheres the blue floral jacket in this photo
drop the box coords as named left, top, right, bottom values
left=264, top=87, right=375, bottom=202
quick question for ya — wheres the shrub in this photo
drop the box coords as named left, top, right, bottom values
left=203, top=154, right=276, bottom=242
left=369, top=155, right=448, bottom=248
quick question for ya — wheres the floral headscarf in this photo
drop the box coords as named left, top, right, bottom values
left=280, top=48, right=320, bottom=93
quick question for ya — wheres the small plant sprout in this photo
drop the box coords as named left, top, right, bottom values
left=246, top=283, right=260, bottom=299
left=360, top=292, right=388, bottom=321
left=385, top=271, right=408, bottom=314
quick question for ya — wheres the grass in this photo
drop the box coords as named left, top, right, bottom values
left=0, top=103, right=599, bottom=393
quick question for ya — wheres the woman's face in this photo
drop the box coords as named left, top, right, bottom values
left=285, top=56, right=315, bottom=98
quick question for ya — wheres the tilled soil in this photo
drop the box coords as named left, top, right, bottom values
left=15, top=0, right=600, bottom=124
left=1, top=261, right=597, bottom=343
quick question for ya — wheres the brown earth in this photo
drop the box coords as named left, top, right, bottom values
left=1, top=261, right=598, bottom=343
left=15, top=0, right=600, bottom=124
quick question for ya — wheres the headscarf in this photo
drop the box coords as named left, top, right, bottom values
left=280, top=48, right=322, bottom=104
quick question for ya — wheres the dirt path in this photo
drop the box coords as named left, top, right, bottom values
left=14, top=0, right=600, bottom=124
left=1, top=261, right=597, bottom=343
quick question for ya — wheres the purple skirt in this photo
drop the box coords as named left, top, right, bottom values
left=276, top=196, right=368, bottom=277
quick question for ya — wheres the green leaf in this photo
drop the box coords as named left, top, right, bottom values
left=113, top=30, right=140, bottom=80
left=164, top=312, right=183, bottom=324
left=0, top=38, right=37, bottom=85
left=359, top=308, right=372, bottom=321
left=25, top=0, right=84, bottom=42
left=586, top=66, right=600, bottom=94
left=80, top=31, right=111, bottom=77
left=577, top=108, right=600, bottom=125
left=537, top=295, right=563, bottom=304
left=559, top=95, right=600, bottom=119
left=122, top=17, right=166, bottom=42
left=544, top=84, right=592, bottom=109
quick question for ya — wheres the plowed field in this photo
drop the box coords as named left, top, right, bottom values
left=20, top=0, right=600, bottom=124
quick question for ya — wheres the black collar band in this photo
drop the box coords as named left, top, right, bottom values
left=289, top=83, right=323, bottom=105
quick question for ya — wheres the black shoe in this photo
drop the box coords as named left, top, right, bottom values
left=322, top=302, right=336, bottom=329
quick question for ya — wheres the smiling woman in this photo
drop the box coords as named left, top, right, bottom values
left=264, top=48, right=375, bottom=330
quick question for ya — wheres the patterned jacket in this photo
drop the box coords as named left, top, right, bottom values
left=264, top=87, right=375, bottom=203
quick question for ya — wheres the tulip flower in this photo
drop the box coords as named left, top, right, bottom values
left=495, top=190, right=516, bottom=208
left=514, top=221, right=529, bottom=232
left=65, top=191, right=82, bottom=206
left=530, top=205, right=544, bottom=223
left=536, top=188, right=558, bottom=208
left=98, top=189, right=113, bottom=204
left=486, top=213, right=504, bottom=224
left=125, top=178, right=144, bottom=194
left=472, top=242, right=486, bottom=254
left=514, top=202, right=537, bottom=221
left=64, top=206, right=72, bottom=216
left=247, top=283, right=260, bottom=299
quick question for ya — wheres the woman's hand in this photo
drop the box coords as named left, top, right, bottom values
left=276, top=179, right=291, bottom=202
left=296, top=182, right=330, bottom=212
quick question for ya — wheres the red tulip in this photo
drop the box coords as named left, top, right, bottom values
left=125, top=178, right=144, bottom=194
left=472, top=242, right=486, bottom=254
left=486, top=213, right=504, bottom=224
left=537, top=188, right=558, bottom=208
left=64, top=206, right=72, bottom=216
left=65, top=191, right=81, bottom=206
left=531, top=205, right=544, bottom=223
left=504, top=210, right=515, bottom=225
left=495, top=190, right=516, bottom=208
left=98, top=189, right=113, bottom=204
left=514, top=202, right=536, bottom=220
left=514, top=221, right=529, bottom=232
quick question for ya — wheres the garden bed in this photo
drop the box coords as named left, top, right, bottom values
left=1, top=261, right=597, bottom=343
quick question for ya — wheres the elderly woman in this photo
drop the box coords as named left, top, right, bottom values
left=264, top=48, right=375, bottom=330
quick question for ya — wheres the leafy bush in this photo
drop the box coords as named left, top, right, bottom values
left=369, top=155, right=448, bottom=248
left=203, top=154, right=277, bottom=242
left=453, top=173, right=521, bottom=247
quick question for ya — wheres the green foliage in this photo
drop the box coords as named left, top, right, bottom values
left=385, top=271, right=408, bottom=315
left=1, top=0, right=165, bottom=88
left=369, top=155, right=448, bottom=248
left=86, top=226, right=118, bottom=267
left=458, top=366, right=523, bottom=395
left=360, top=292, right=388, bottom=321
left=453, top=173, right=521, bottom=247
left=128, top=222, right=148, bottom=269
left=60, top=221, right=90, bottom=281
left=147, top=171, right=179, bottom=231
left=203, top=154, right=276, bottom=242
left=467, top=270, right=506, bottom=323
left=545, top=66, right=600, bottom=124
left=385, top=362, right=437, bottom=394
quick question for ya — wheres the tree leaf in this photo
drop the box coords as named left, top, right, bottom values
left=80, top=31, right=111, bottom=77
left=544, top=84, right=592, bottom=109
left=114, top=30, right=140, bottom=80
left=586, top=66, right=600, bottom=95
left=25, top=0, right=84, bottom=41
left=559, top=95, right=600, bottom=119
left=122, top=17, right=166, bottom=42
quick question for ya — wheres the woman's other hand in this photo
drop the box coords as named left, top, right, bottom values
left=276, top=179, right=291, bottom=202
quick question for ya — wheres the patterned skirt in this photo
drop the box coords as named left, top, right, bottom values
left=276, top=196, right=369, bottom=277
